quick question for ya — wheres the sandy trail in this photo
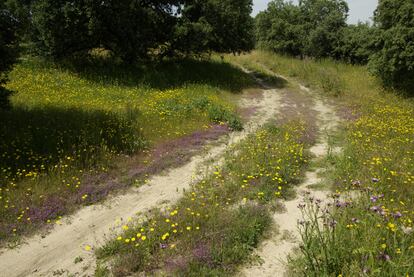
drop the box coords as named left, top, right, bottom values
left=241, top=86, right=341, bottom=277
left=0, top=84, right=281, bottom=277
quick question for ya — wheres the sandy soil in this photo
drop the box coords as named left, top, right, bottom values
left=0, top=84, right=281, bottom=277
left=241, top=86, right=341, bottom=277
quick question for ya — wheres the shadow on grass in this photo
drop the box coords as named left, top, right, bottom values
left=0, top=87, right=13, bottom=110
left=0, top=106, right=145, bottom=178
left=56, top=57, right=259, bottom=93
left=251, top=70, right=287, bottom=89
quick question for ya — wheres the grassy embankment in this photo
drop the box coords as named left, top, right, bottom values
left=0, top=56, right=254, bottom=245
left=95, top=120, right=310, bottom=276
left=228, top=51, right=414, bottom=276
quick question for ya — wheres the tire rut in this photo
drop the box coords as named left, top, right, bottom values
left=0, top=86, right=281, bottom=277
left=241, top=86, right=341, bottom=277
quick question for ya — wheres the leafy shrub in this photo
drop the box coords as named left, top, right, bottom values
left=318, top=67, right=344, bottom=96
left=368, top=0, right=414, bottom=92
left=255, top=0, right=304, bottom=56
left=207, top=105, right=243, bottom=131
left=336, top=23, right=379, bottom=65
left=255, top=0, right=349, bottom=59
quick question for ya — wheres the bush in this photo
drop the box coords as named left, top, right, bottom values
left=255, top=0, right=304, bottom=56
left=255, top=0, right=349, bottom=59
left=336, top=23, right=378, bottom=65
left=368, top=0, right=414, bottom=92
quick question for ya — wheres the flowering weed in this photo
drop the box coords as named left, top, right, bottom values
left=0, top=57, right=253, bottom=244
left=231, top=51, right=414, bottom=276
left=95, top=121, right=309, bottom=276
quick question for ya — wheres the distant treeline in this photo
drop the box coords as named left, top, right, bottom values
left=255, top=0, right=414, bottom=92
left=1, top=0, right=413, bottom=93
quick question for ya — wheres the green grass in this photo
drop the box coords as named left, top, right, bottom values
left=95, top=121, right=310, bottom=276
left=0, top=56, right=255, bottom=244
left=228, top=51, right=414, bottom=276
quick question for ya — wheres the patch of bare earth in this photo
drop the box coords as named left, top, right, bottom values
left=241, top=82, right=341, bottom=276
left=0, top=84, right=282, bottom=277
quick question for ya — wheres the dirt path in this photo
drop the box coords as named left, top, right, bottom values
left=0, top=84, right=281, bottom=277
left=241, top=85, right=340, bottom=277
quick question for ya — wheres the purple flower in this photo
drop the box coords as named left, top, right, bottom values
left=370, top=195, right=379, bottom=203
left=370, top=206, right=381, bottom=212
left=329, top=220, right=338, bottom=228
left=372, top=178, right=380, bottom=183
left=378, top=253, right=391, bottom=261
left=336, top=201, right=349, bottom=208
left=160, top=243, right=167, bottom=249
left=393, top=212, right=402, bottom=219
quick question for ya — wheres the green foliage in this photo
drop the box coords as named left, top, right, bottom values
left=255, top=0, right=303, bottom=56
left=300, top=0, right=348, bottom=59
left=0, top=3, right=19, bottom=86
left=175, top=0, right=255, bottom=55
left=336, top=23, right=379, bottom=64
left=255, top=0, right=348, bottom=59
left=369, top=0, right=414, bottom=92
left=207, top=105, right=243, bottom=131
left=30, top=0, right=93, bottom=58
left=27, top=0, right=254, bottom=61
left=88, top=0, right=179, bottom=61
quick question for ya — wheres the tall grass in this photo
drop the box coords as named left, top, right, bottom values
left=0, top=56, right=254, bottom=244
left=225, top=50, right=381, bottom=99
left=228, top=51, right=414, bottom=276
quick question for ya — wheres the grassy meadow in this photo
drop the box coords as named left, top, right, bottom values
left=227, top=51, right=414, bottom=276
left=95, top=120, right=310, bottom=276
left=0, top=55, right=255, bottom=244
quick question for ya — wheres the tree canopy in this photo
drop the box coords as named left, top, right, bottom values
left=0, top=1, right=20, bottom=86
left=255, top=0, right=349, bottom=59
left=369, top=0, right=414, bottom=91
left=2, top=0, right=414, bottom=94
left=24, top=0, right=254, bottom=61
left=256, top=0, right=414, bottom=93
